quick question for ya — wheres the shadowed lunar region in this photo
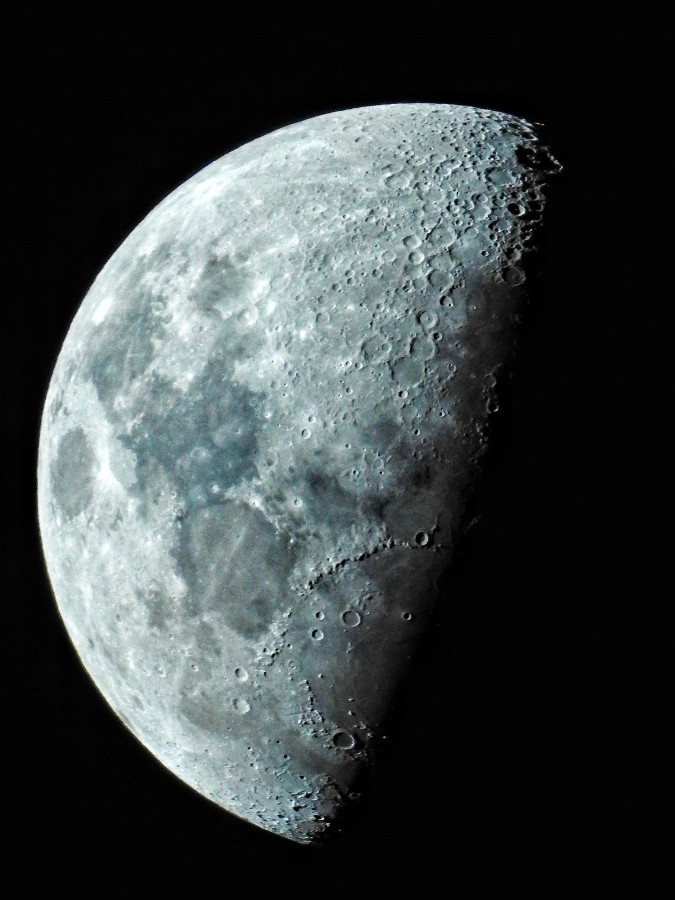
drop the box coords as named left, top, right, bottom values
left=38, top=103, right=559, bottom=842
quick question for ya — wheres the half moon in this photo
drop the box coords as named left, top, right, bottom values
left=38, top=103, right=559, bottom=842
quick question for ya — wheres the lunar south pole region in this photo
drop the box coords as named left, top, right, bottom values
left=38, top=103, right=559, bottom=843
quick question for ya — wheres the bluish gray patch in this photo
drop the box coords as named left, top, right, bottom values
left=121, top=359, right=260, bottom=508
left=368, top=415, right=402, bottom=452
left=87, top=292, right=168, bottom=405
left=300, top=464, right=363, bottom=532
left=174, top=501, right=296, bottom=640
left=194, top=254, right=252, bottom=315
left=51, top=427, right=94, bottom=519
left=85, top=241, right=188, bottom=407
left=138, top=581, right=172, bottom=631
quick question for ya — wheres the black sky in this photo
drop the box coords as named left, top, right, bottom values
left=9, top=19, right=669, bottom=892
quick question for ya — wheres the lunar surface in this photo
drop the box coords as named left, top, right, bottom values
left=38, top=104, right=559, bottom=842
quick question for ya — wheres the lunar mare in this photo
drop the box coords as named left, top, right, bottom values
left=38, top=104, right=558, bottom=842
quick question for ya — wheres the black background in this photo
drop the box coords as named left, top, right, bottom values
left=10, top=16, right=669, bottom=892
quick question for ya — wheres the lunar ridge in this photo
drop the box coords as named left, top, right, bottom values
left=38, top=104, right=559, bottom=842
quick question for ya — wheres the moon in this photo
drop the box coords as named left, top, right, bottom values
left=38, top=103, right=558, bottom=842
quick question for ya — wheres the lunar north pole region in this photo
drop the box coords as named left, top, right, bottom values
left=38, top=104, right=558, bottom=843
